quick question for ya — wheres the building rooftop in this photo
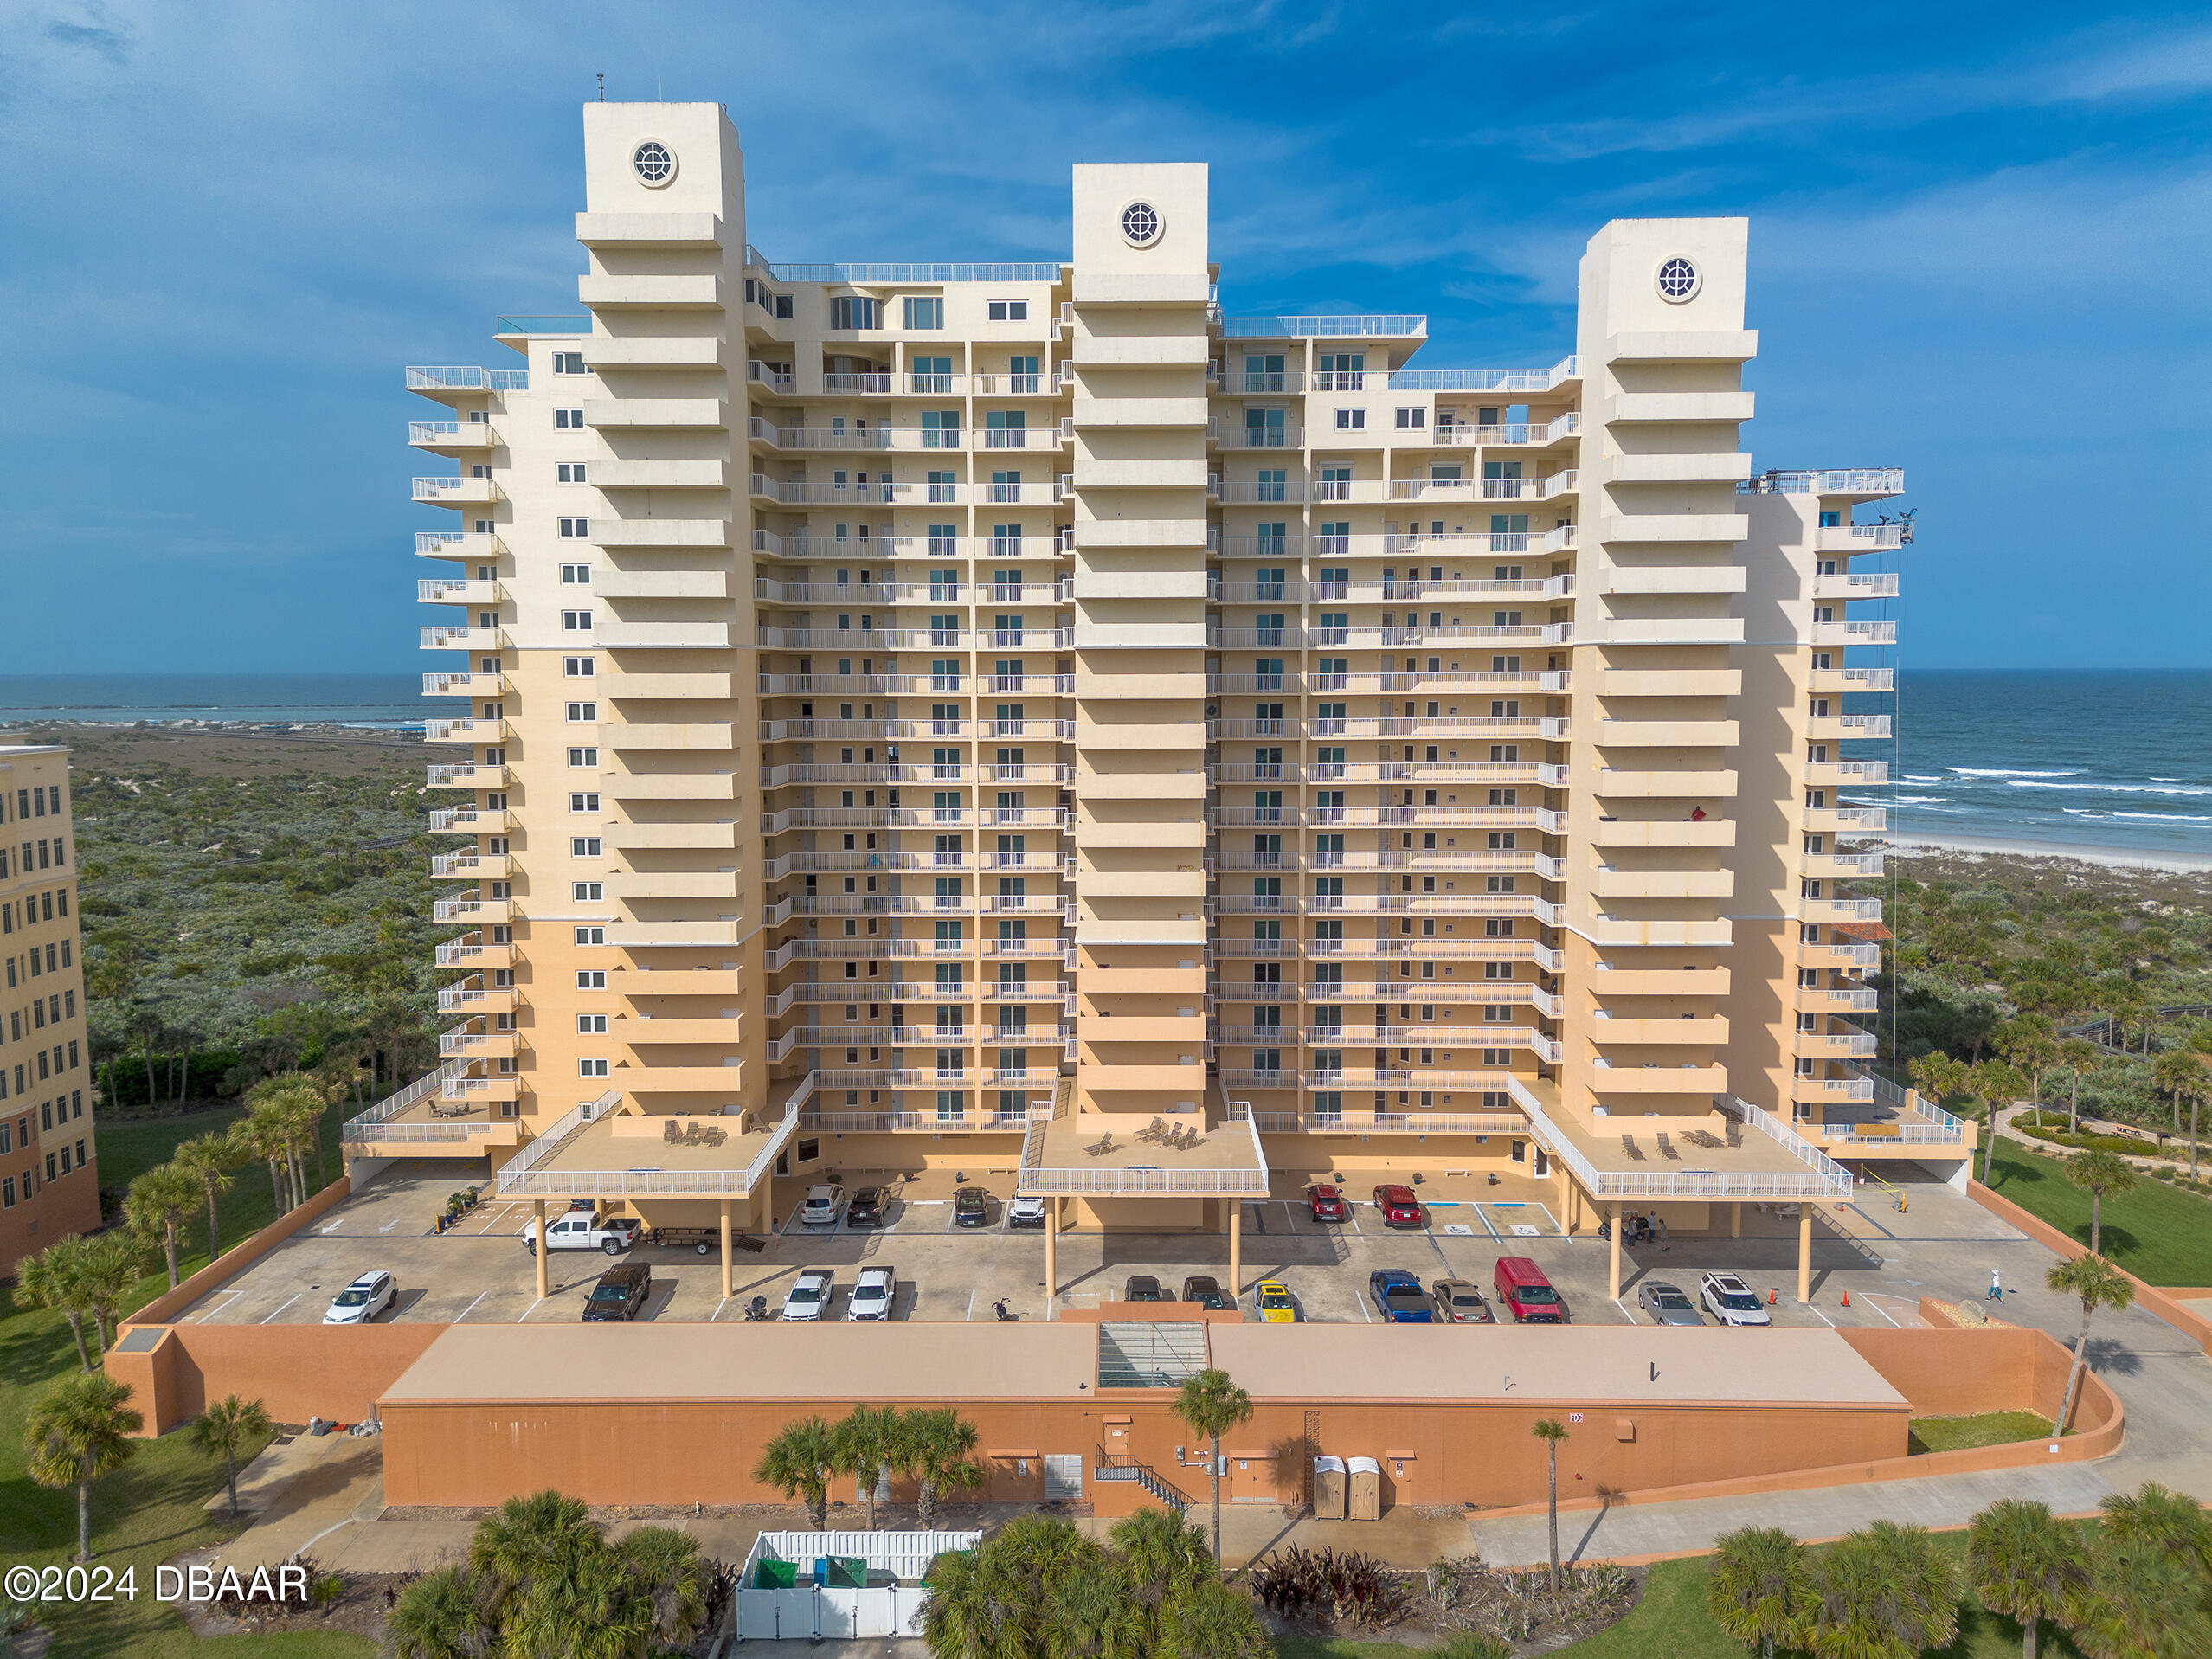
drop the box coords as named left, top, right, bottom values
left=1017, top=1107, right=1270, bottom=1198
left=492, top=1077, right=813, bottom=1200
left=383, top=1321, right=1098, bottom=1404
left=1509, top=1078, right=1851, bottom=1202
left=1207, top=1325, right=1907, bottom=1408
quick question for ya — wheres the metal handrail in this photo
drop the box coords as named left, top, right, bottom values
left=340, top=1061, right=465, bottom=1140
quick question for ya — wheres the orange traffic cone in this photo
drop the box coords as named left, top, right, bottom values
left=1842, top=1291, right=1850, bottom=1308
left=1767, top=1288, right=1777, bottom=1306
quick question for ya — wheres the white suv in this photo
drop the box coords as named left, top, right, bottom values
left=1699, top=1271, right=1772, bottom=1327
left=798, top=1185, right=845, bottom=1228
left=846, top=1266, right=897, bottom=1321
left=323, top=1270, right=395, bottom=1325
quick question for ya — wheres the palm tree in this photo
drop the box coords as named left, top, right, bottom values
left=125, top=1162, right=203, bottom=1289
left=2048, top=1254, right=2135, bottom=1436
left=466, top=1487, right=600, bottom=1617
left=754, top=1415, right=838, bottom=1529
left=1997, top=1015, right=2061, bottom=1110
left=833, top=1403, right=905, bottom=1530
left=81, top=1231, right=147, bottom=1354
left=190, top=1394, right=273, bottom=1520
left=1531, top=1418, right=1571, bottom=1586
left=2098, top=1482, right=2212, bottom=1576
left=237, top=1102, right=293, bottom=1212
left=2070, top=1536, right=2212, bottom=1659
left=2065, top=1152, right=2137, bottom=1257
left=2151, top=1050, right=2200, bottom=1140
left=1971, top=1061, right=2029, bottom=1183
left=1038, top=1561, right=1144, bottom=1659
left=1706, top=1526, right=1816, bottom=1659
left=1110, top=1507, right=1212, bottom=1619
left=919, top=1514, right=1105, bottom=1659
left=2058, top=1039, right=2101, bottom=1133
left=1966, top=1498, right=2088, bottom=1659
left=614, top=1524, right=710, bottom=1654
left=1152, top=1578, right=1273, bottom=1659
left=918, top=1541, right=1011, bottom=1659
left=903, top=1406, right=985, bottom=1528
left=1809, top=1519, right=1958, bottom=1659
left=171, top=1131, right=241, bottom=1261
left=17, top=1236, right=102, bottom=1370
left=1172, top=1368, right=1252, bottom=1577
left=500, top=1540, right=650, bottom=1659
left=23, top=1370, right=140, bottom=1562
left=380, top=1563, right=491, bottom=1659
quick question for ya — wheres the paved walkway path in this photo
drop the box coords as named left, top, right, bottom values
left=1994, top=1103, right=2202, bottom=1175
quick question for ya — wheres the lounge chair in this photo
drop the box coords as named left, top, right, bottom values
left=684, top=1122, right=704, bottom=1146
left=663, top=1118, right=683, bottom=1144
left=1656, top=1133, right=1681, bottom=1161
left=1138, top=1116, right=1168, bottom=1142
left=1620, top=1135, right=1644, bottom=1162
left=1724, top=1122, right=1742, bottom=1148
left=703, top=1125, right=727, bottom=1148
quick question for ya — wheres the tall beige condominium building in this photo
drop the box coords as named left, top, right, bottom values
left=375, top=102, right=1964, bottom=1302
left=0, top=742, right=98, bottom=1276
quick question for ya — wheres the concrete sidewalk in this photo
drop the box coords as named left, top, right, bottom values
left=1467, top=1462, right=2117, bottom=1566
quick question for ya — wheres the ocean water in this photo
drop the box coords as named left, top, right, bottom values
left=0, top=674, right=463, bottom=730
left=0, top=672, right=2198, bottom=855
left=1846, top=670, right=2212, bottom=857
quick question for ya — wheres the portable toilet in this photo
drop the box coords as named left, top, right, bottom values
left=1347, top=1456, right=1383, bottom=1521
left=1311, top=1455, right=1347, bottom=1520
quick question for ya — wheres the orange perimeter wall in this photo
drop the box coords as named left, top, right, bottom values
left=1970, top=1180, right=2212, bottom=1358
left=108, top=1322, right=447, bottom=1436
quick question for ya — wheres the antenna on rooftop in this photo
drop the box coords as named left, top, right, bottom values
left=596, top=74, right=604, bottom=101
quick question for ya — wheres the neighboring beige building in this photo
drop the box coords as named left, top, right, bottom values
left=0, top=741, right=99, bottom=1276
left=362, top=102, right=1965, bottom=1302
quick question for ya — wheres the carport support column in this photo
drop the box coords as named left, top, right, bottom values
left=1229, top=1199, right=1242, bottom=1295
left=1607, top=1202, right=1622, bottom=1301
left=1797, top=1208, right=1812, bottom=1303
left=1731, top=1201, right=1741, bottom=1238
left=1044, top=1198, right=1058, bottom=1321
left=718, top=1199, right=733, bottom=1302
left=532, top=1200, right=549, bottom=1301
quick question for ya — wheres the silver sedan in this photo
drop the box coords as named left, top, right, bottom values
left=1637, top=1280, right=1704, bottom=1326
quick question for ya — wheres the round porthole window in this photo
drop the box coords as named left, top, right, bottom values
left=1120, top=200, right=1163, bottom=248
left=1656, top=255, right=1700, bottom=303
left=632, top=139, right=676, bottom=187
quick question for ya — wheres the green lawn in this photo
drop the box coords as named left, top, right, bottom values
left=1908, top=1410, right=2056, bottom=1455
left=1270, top=1530, right=2097, bottom=1658
left=1, top=1102, right=374, bottom=1657
left=1983, top=1137, right=2212, bottom=1284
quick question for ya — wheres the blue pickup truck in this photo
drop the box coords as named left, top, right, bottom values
left=1368, top=1268, right=1434, bottom=1323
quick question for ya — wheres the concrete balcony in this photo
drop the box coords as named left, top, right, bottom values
left=588, top=398, right=730, bottom=430
left=1591, top=867, right=1733, bottom=899
left=1604, top=514, right=1749, bottom=543
left=1596, top=719, right=1740, bottom=748
left=427, top=808, right=511, bottom=839
left=1806, top=761, right=1888, bottom=788
left=623, top=1018, right=743, bottom=1045
left=1795, top=1028, right=1879, bottom=1059
left=422, top=672, right=504, bottom=700
left=416, top=577, right=501, bottom=607
left=1586, top=967, right=1730, bottom=996
left=595, top=518, right=734, bottom=549
left=1583, top=917, right=1734, bottom=948
left=607, top=723, right=735, bottom=751
left=408, top=421, right=497, bottom=453
left=429, top=851, right=510, bottom=879
left=1817, top=523, right=1904, bottom=553
left=1812, top=619, right=1897, bottom=647
left=419, top=625, right=503, bottom=653
left=577, top=273, right=725, bottom=309
left=1807, top=714, right=1892, bottom=742
left=590, top=336, right=723, bottom=370
left=1803, top=896, right=1883, bottom=925
left=1744, top=468, right=1904, bottom=499
left=1797, top=986, right=1881, bottom=1014
left=406, top=365, right=527, bottom=400
left=411, top=476, right=501, bottom=506
left=440, top=1030, right=521, bottom=1060
left=1792, top=1073, right=1876, bottom=1102
left=437, top=982, right=518, bottom=1015
left=415, top=530, right=503, bottom=563
left=1590, top=1017, right=1729, bottom=1045
left=422, top=717, right=505, bottom=745
left=1800, top=938, right=1882, bottom=972
left=595, top=459, right=728, bottom=489
left=1594, top=567, right=1746, bottom=598
left=595, top=621, right=734, bottom=649
left=1610, top=391, right=1754, bottom=422
left=425, top=762, right=508, bottom=788
left=434, top=935, right=514, bottom=969
left=1588, top=1063, right=1729, bottom=1093
left=432, top=893, right=513, bottom=926
left=1813, top=571, right=1900, bottom=601
left=1593, top=768, right=1738, bottom=799
left=1806, top=850, right=1885, bottom=879
left=1805, top=805, right=1887, bottom=835
left=575, top=210, right=725, bottom=248
left=1812, top=666, right=1894, bottom=695
left=1589, top=818, right=1737, bottom=850
left=617, top=1064, right=749, bottom=1096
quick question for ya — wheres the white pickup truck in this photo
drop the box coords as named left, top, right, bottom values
left=524, top=1211, right=642, bottom=1257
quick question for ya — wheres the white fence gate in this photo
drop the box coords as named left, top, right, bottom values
left=732, top=1529, right=979, bottom=1643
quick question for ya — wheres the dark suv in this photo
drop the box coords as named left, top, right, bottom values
left=1181, top=1275, right=1231, bottom=1309
left=846, top=1186, right=886, bottom=1228
left=953, top=1186, right=992, bottom=1227
left=581, top=1263, right=652, bottom=1322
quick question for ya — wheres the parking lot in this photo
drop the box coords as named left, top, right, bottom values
left=170, top=1159, right=2011, bottom=1334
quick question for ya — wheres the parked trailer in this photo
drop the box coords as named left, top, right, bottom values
left=647, top=1226, right=766, bottom=1255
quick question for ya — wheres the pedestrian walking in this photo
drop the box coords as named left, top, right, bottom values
left=1987, top=1268, right=2003, bottom=1302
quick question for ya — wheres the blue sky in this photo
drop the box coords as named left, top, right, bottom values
left=3, top=0, right=2207, bottom=672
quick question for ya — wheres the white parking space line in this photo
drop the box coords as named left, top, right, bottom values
left=1859, top=1294, right=1906, bottom=1328
left=1800, top=1301, right=1836, bottom=1328
left=1613, top=1298, right=1637, bottom=1325
left=194, top=1289, right=244, bottom=1324
left=964, top=1289, right=977, bottom=1322
left=453, top=1290, right=491, bottom=1324
left=1354, top=1285, right=1373, bottom=1323
left=260, top=1294, right=303, bottom=1324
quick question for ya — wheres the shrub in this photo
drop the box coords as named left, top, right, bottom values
left=1248, top=1547, right=1411, bottom=1630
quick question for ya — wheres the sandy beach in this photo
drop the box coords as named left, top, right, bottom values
left=1880, top=831, right=2212, bottom=876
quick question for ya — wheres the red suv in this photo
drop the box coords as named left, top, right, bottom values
left=1494, top=1256, right=1567, bottom=1323
left=1372, top=1185, right=1423, bottom=1228
left=1308, top=1184, right=1348, bottom=1222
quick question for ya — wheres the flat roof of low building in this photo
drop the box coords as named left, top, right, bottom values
left=382, top=1321, right=1907, bottom=1411
left=1208, top=1324, right=1907, bottom=1407
left=382, top=1321, right=1099, bottom=1404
